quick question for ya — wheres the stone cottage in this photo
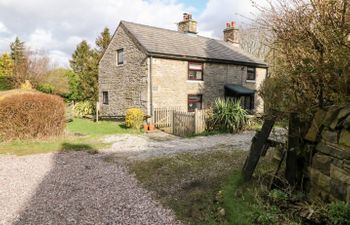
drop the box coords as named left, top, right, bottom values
left=98, top=13, right=268, bottom=118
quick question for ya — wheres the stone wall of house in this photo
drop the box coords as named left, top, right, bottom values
left=152, top=57, right=266, bottom=113
left=305, top=106, right=350, bottom=202
left=98, top=24, right=148, bottom=117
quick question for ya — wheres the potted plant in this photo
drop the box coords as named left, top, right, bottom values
left=148, top=123, right=155, bottom=131
left=143, top=123, right=149, bottom=131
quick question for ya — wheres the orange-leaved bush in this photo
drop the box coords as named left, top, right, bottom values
left=0, top=91, right=65, bottom=141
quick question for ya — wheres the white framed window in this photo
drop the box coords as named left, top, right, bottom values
left=117, top=49, right=124, bottom=65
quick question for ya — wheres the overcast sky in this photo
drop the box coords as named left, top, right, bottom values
left=0, top=0, right=257, bottom=67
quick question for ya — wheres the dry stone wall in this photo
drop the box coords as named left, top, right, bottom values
left=305, top=105, right=350, bottom=202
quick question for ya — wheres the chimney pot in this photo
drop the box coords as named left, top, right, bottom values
left=223, top=21, right=240, bottom=47
left=231, top=21, right=235, bottom=28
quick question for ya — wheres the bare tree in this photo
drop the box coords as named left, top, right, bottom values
left=240, top=23, right=271, bottom=59
left=254, top=0, right=350, bottom=114
left=11, top=49, right=52, bottom=88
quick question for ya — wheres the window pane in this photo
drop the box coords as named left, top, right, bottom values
left=103, top=92, right=108, bottom=104
left=188, top=62, right=203, bottom=80
left=117, top=49, right=124, bottom=65
left=195, top=71, right=202, bottom=80
left=188, top=95, right=201, bottom=102
left=189, top=63, right=202, bottom=70
left=188, top=71, right=196, bottom=80
left=247, top=67, right=256, bottom=80
left=188, top=95, right=202, bottom=112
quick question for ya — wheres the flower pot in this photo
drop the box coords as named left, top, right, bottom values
left=148, top=124, right=155, bottom=131
left=143, top=124, right=149, bottom=131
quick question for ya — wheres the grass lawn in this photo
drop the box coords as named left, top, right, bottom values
left=128, top=146, right=298, bottom=225
left=0, top=118, right=140, bottom=156
left=67, top=118, right=138, bottom=136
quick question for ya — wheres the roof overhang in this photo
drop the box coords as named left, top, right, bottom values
left=148, top=52, right=268, bottom=68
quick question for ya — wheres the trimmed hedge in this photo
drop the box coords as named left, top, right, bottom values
left=0, top=91, right=65, bottom=141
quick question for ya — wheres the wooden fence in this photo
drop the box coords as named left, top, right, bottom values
left=153, top=106, right=184, bottom=128
left=153, top=107, right=207, bottom=137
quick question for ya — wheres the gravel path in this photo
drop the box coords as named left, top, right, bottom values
left=104, top=131, right=255, bottom=160
left=0, top=132, right=255, bottom=225
left=0, top=152, right=181, bottom=225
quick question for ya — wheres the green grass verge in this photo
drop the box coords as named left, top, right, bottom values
left=0, top=118, right=139, bottom=156
left=128, top=147, right=264, bottom=225
left=128, top=148, right=296, bottom=225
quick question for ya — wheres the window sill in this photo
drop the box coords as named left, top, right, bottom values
left=187, top=80, right=204, bottom=83
left=246, top=80, right=256, bottom=83
left=116, top=63, right=126, bottom=67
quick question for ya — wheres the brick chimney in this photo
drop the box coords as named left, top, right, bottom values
left=223, top=21, right=240, bottom=47
left=178, top=13, right=197, bottom=34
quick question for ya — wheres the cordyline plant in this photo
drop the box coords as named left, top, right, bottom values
left=212, top=98, right=248, bottom=133
left=251, top=0, right=350, bottom=116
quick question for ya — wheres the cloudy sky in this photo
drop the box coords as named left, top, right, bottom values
left=0, top=0, right=258, bottom=67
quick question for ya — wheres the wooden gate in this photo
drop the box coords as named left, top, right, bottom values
left=153, top=107, right=184, bottom=128
left=153, top=107, right=207, bottom=137
left=173, top=111, right=195, bottom=137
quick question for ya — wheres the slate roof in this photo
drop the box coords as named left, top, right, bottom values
left=121, top=21, right=267, bottom=67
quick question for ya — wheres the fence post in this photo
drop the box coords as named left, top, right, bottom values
left=171, top=110, right=175, bottom=134
left=96, top=102, right=100, bottom=122
left=286, top=112, right=301, bottom=186
left=194, top=108, right=198, bottom=134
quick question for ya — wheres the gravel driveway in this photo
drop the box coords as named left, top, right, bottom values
left=104, top=131, right=255, bottom=160
left=0, top=132, right=254, bottom=225
left=0, top=152, right=181, bottom=225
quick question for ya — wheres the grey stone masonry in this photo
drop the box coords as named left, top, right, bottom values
left=151, top=58, right=266, bottom=113
left=306, top=105, right=350, bottom=203
left=98, top=24, right=148, bottom=117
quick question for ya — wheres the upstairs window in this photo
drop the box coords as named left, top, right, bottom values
left=188, top=62, right=203, bottom=80
left=247, top=67, right=256, bottom=81
left=102, top=91, right=109, bottom=105
left=188, top=94, right=202, bottom=112
left=117, top=49, right=124, bottom=65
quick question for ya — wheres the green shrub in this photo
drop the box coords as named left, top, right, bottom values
left=0, top=91, right=65, bottom=141
left=268, top=189, right=289, bottom=204
left=328, top=201, right=350, bottom=225
left=212, top=98, right=248, bottom=133
left=125, top=108, right=144, bottom=129
left=74, top=101, right=95, bottom=118
left=255, top=211, right=279, bottom=225
left=37, top=83, right=55, bottom=94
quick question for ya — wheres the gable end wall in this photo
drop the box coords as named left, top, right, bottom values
left=98, top=25, right=148, bottom=117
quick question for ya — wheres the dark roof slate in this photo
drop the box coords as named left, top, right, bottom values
left=121, top=21, right=267, bottom=67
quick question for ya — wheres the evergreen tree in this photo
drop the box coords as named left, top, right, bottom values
left=10, top=37, right=26, bottom=65
left=69, top=41, right=98, bottom=101
left=95, top=27, right=111, bottom=58
left=9, top=37, right=28, bottom=87
left=0, top=53, right=14, bottom=76
left=66, top=70, right=82, bottom=101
